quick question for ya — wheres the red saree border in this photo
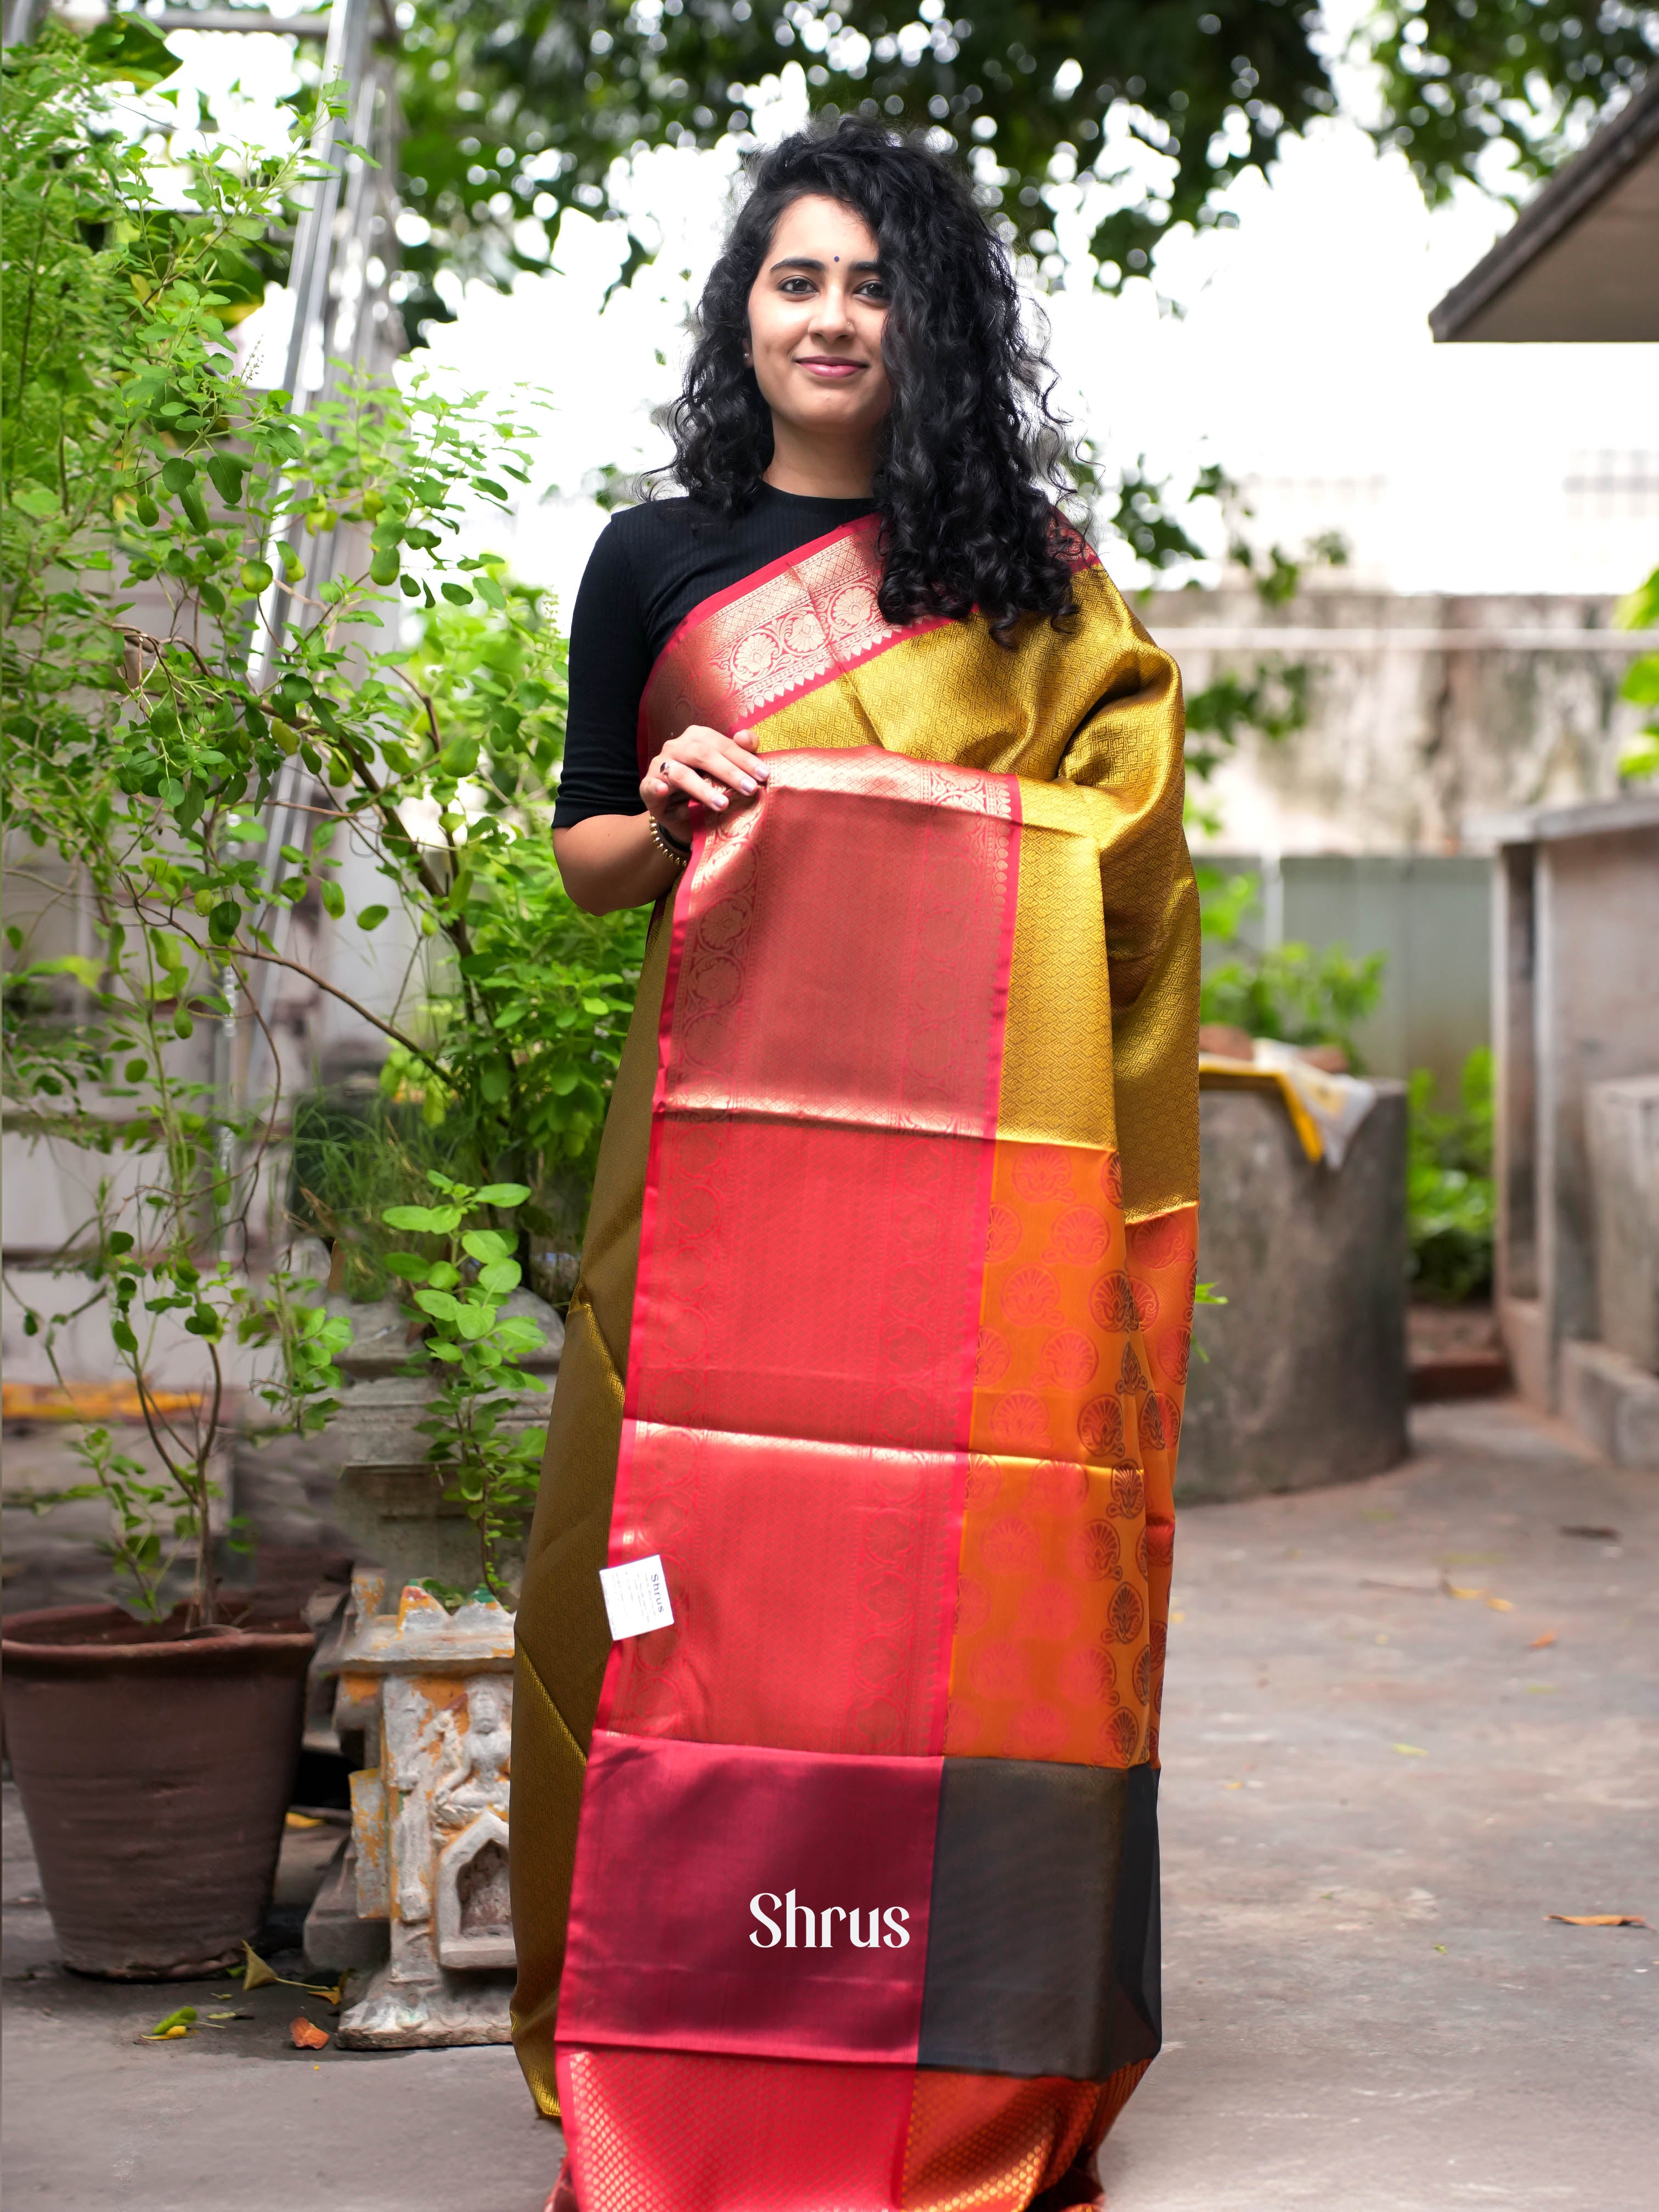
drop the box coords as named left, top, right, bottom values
left=648, top=509, right=1102, bottom=682
left=653, top=516, right=884, bottom=670
left=557, top=2045, right=915, bottom=2212
left=637, top=518, right=947, bottom=764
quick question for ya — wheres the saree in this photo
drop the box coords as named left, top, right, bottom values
left=511, top=515, right=1200, bottom=2211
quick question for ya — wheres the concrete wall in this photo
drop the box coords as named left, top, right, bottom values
left=1491, top=801, right=1659, bottom=1410
left=1178, top=1083, right=1409, bottom=1502
left=1588, top=1077, right=1659, bottom=1376
left=1144, top=589, right=1646, bottom=855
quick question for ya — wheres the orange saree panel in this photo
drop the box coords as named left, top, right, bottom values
left=511, top=516, right=1200, bottom=2211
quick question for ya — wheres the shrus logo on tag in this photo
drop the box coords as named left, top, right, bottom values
left=599, top=1554, right=675, bottom=1641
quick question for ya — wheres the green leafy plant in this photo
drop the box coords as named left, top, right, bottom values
left=1407, top=1047, right=1496, bottom=1306
left=1616, top=564, right=1659, bottom=785
left=1192, top=863, right=1259, bottom=946
left=1186, top=662, right=1313, bottom=783
left=1200, top=941, right=1387, bottom=1069
left=1, top=26, right=636, bottom=1620
left=380, top=1172, right=549, bottom=1599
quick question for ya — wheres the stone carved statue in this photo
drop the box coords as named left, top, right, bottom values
left=332, top=1576, right=518, bottom=2048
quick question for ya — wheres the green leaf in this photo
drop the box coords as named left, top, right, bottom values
left=207, top=900, right=240, bottom=945
left=382, top=1204, right=464, bottom=1233
left=460, top=1230, right=511, bottom=1264
left=160, top=458, right=196, bottom=496
left=356, top=904, right=390, bottom=931
left=477, top=1259, right=521, bottom=1295
left=454, top=1303, right=495, bottom=1340
left=382, top=1252, right=430, bottom=1280
left=414, top=1286, right=462, bottom=1322
left=179, top=486, right=211, bottom=535
left=426, top=1260, right=461, bottom=1289
left=320, top=881, right=345, bottom=920
left=85, top=13, right=181, bottom=87
left=206, top=454, right=246, bottom=507
left=472, top=1182, right=531, bottom=1207
left=494, top=1316, right=545, bottom=1353
left=473, top=574, right=507, bottom=611
left=440, top=582, right=473, bottom=606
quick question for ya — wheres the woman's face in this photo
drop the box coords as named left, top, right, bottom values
left=745, top=194, right=893, bottom=458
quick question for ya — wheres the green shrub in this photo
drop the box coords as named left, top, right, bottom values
left=1199, top=940, right=1387, bottom=1069
left=0, top=26, right=636, bottom=1614
left=1407, top=1048, right=1496, bottom=1304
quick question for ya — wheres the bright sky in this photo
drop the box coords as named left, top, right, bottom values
left=166, top=14, right=1658, bottom=618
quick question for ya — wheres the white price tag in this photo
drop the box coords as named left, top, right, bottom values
left=599, top=1553, right=675, bottom=1641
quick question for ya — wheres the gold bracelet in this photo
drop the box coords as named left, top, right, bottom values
left=648, top=815, right=691, bottom=869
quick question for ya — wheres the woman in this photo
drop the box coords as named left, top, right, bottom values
left=511, top=117, right=1200, bottom=2212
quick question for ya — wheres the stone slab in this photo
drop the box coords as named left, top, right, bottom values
left=1561, top=1337, right=1659, bottom=1469
left=302, top=1839, right=389, bottom=1976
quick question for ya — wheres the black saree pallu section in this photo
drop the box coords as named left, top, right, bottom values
left=917, top=1758, right=1160, bottom=2080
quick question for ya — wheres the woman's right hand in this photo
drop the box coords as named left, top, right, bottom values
left=641, top=725, right=769, bottom=843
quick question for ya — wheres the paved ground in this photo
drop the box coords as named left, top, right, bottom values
left=4, top=1394, right=1655, bottom=2211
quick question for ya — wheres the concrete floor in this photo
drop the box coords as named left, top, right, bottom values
left=3, top=1395, right=1655, bottom=2211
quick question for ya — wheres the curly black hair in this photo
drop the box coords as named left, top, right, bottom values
left=663, top=117, right=1081, bottom=636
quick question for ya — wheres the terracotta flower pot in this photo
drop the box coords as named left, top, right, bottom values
left=1, top=1601, right=313, bottom=1979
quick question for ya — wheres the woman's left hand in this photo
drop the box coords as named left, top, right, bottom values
left=640, top=724, right=769, bottom=843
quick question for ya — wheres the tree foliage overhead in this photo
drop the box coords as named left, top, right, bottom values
left=1366, top=0, right=1656, bottom=206
left=399, top=0, right=1336, bottom=292
left=393, top=0, right=1655, bottom=304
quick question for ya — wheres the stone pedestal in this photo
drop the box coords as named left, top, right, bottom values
left=324, top=1574, right=520, bottom=2049
left=1177, top=1082, right=1409, bottom=1501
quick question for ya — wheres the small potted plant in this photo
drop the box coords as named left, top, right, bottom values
left=2, top=1201, right=349, bottom=1974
